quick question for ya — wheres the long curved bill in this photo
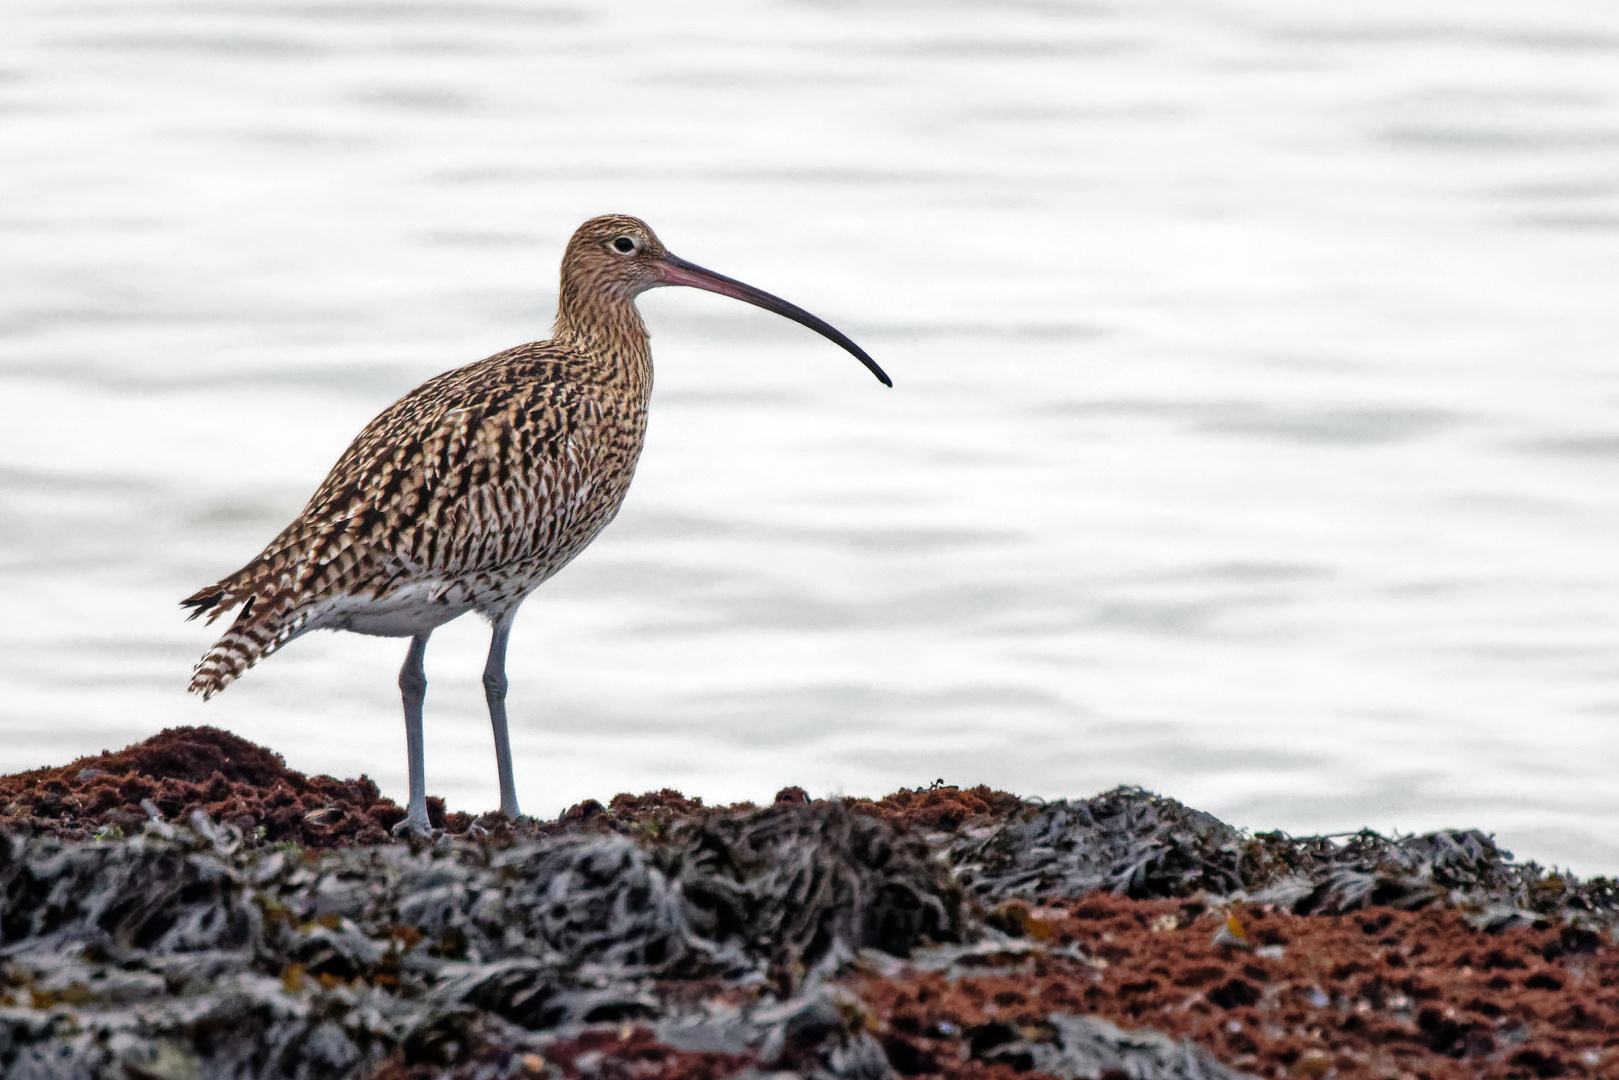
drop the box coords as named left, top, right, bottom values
left=655, top=252, right=892, bottom=387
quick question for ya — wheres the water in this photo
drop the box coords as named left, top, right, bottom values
left=3, top=0, right=1618, bottom=872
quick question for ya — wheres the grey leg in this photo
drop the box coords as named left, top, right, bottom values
left=483, top=617, right=521, bottom=819
left=392, top=632, right=434, bottom=836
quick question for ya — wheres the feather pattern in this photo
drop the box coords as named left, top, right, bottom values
left=185, top=215, right=656, bottom=698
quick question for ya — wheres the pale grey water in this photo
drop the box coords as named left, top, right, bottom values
left=3, top=1, right=1618, bottom=871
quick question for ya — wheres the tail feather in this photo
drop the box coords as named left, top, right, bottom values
left=185, top=535, right=383, bottom=697
left=184, top=564, right=313, bottom=698
left=189, top=618, right=272, bottom=699
left=181, top=584, right=243, bottom=626
left=188, top=598, right=312, bottom=699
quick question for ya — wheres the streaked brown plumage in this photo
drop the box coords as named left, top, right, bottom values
left=183, top=328, right=652, bottom=693
left=183, top=214, right=888, bottom=834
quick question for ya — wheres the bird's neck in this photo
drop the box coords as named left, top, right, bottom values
left=552, top=286, right=653, bottom=375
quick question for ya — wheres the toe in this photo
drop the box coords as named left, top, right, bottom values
left=390, top=815, right=436, bottom=838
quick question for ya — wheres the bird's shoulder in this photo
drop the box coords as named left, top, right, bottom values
left=375, top=339, right=599, bottom=436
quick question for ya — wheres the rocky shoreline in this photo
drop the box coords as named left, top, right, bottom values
left=1, top=727, right=1615, bottom=1079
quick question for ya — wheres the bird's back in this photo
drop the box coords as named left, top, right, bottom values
left=184, top=338, right=652, bottom=696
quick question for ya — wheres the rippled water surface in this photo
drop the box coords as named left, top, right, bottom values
left=4, top=0, right=1618, bottom=870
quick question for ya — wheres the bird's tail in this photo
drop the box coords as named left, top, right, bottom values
left=182, top=574, right=311, bottom=699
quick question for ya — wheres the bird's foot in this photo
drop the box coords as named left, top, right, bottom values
left=390, top=812, right=437, bottom=839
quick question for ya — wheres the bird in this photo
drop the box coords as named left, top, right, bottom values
left=182, top=214, right=890, bottom=836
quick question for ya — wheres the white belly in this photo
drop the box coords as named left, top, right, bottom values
left=308, top=582, right=477, bottom=638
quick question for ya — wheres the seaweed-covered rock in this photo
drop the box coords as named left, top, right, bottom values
left=950, top=786, right=1247, bottom=902
left=0, top=832, right=258, bottom=956
left=3, top=729, right=1618, bottom=1080
left=945, top=786, right=1619, bottom=930
left=669, top=800, right=961, bottom=976
left=1244, top=828, right=1516, bottom=915
left=482, top=834, right=691, bottom=972
left=0, top=799, right=964, bottom=1078
left=987, top=1013, right=1255, bottom=1080
left=444, top=961, right=657, bottom=1030
left=0, top=727, right=404, bottom=847
left=1243, top=827, right=1619, bottom=928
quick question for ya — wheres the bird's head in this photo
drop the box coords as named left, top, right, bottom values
left=560, top=214, right=670, bottom=299
left=559, top=214, right=891, bottom=386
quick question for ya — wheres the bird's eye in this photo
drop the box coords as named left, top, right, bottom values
left=612, top=236, right=636, bottom=254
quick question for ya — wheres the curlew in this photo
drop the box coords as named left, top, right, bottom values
left=183, top=215, right=889, bottom=835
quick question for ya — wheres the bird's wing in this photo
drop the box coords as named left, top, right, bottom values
left=183, top=342, right=604, bottom=620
